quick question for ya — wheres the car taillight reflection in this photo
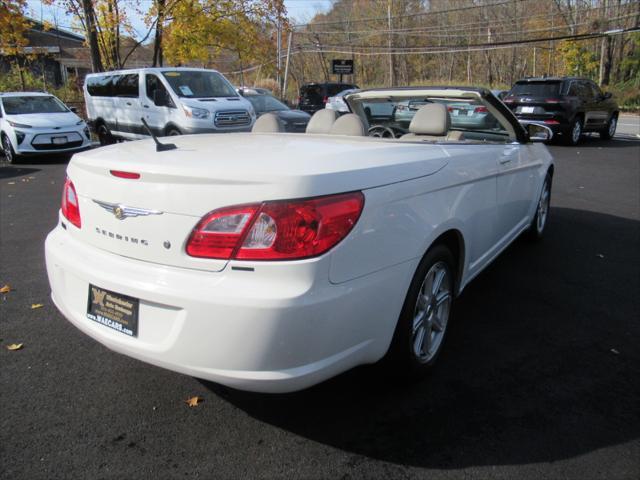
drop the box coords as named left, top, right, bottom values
left=61, top=177, right=81, bottom=228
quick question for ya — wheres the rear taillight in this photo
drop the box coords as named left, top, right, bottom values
left=544, top=119, right=560, bottom=125
left=545, top=98, right=561, bottom=104
left=503, top=96, right=515, bottom=103
left=61, top=177, right=81, bottom=228
left=186, top=192, right=365, bottom=261
left=323, top=96, right=328, bottom=104
left=474, top=106, right=489, bottom=113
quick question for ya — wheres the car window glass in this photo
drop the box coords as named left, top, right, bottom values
left=86, top=75, right=116, bottom=97
left=1, top=95, right=68, bottom=115
left=589, top=82, right=602, bottom=99
left=353, top=96, right=510, bottom=142
left=161, top=71, right=237, bottom=98
left=568, top=82, right=579, bottom=96
left=146, top=74, right=168, bottom=101
left=114, top=74, right=139, bottom=97
left=579, top=81, right=594, bottom=100
left=300, top=85, right=324, bottom=104
left=511, top=82, right=561, bottom=97
left=246, top=95, right=288, bottom=113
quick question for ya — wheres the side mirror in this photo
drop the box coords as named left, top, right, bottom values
left=153, top=89, right=171, bottom=107
left=603, top=92, right=612, bottom=100
left=69, top=106, right=78, bottom=113
left=526, top=122, right=553, bottom=142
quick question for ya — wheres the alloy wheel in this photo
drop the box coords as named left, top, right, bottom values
left=536, top=180, right=550, bottom=234
left=608, top=117, right=617, bottom=138
left=2, top=136, right=13, bottom=164
left=571, top=120, right=582, bottom=144
left=411, top=261, right=452, bottom=363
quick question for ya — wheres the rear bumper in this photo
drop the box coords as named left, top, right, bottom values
left=45, top=224, right=409, bottom=392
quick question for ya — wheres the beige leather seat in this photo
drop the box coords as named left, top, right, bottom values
left=252, top=113, right=284, bottom=133
left=401, top=103, right=464, bottom=141
left=306, top=109, right=338, bottom=134
left=329, top=113, right=366, bottom=136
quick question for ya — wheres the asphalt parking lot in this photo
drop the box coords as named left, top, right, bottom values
left=1, top=127, right=639, bottom=479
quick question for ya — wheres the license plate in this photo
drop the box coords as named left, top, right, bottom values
left=521, top=106, right=535, bottom=114
left=452, top=110, right=459, bottom=116
left=52, top=136, right=68, bottom=145
left=87, top=285, right=139, bottom=337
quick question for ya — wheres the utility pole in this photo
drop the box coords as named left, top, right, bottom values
left=387, top=0, right=394, bottom=87
left=276, top=19, right=282, bottom=95
left=283, top=29, right=293, bottom=101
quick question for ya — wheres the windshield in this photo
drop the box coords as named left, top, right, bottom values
left=161, top=70, right=237, bottom=98
left=2, top=96, right=68, bottom=115
left=349, top=94, right=510, bottom=142
left=510, top=82, right=561, bottom=97
left=246, top=94, right=288, bottom=113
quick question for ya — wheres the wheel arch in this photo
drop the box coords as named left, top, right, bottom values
left=164, top=123, right=182, bottom=135
left=429, top=228, right=466, bottom=296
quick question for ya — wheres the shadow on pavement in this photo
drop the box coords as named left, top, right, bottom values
left=550, top=135, right=640, bottom=149
left=0, top=166, right=41, bottom=180
left=206, top=207, right=640, bottom=468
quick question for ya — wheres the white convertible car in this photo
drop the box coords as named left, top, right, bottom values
left=45, top=87, right=554, bottom=393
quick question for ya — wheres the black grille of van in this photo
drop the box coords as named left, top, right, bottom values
left=214, top=110, right=251, bottom=128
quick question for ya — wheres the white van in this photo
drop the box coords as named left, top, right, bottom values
left=84, top=67, right=256, bottom=144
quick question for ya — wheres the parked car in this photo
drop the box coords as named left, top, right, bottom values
left=325, top=88, right=360, bottom=113
left=239, top=87, right=311, bottom=133
left=45, top=86, right=553, bottom=393
left=298, top=82, right=359, bottom=114
left=84, top=67, right=256, bottom=145
left=503, top=76, right=619, bottom=145
left=0, top=92, right=91, bottom=164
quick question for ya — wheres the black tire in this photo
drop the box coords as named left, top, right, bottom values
left=564, top=117, right=583, bottom=146
left=526, top=174, right=552, bottom=241
left=167, top=128, right=181, bottom=136
left=385, top=244, right=456, bottom=378
left=599, top=114, right=617, bottom=140
left=96, top=123, right=115, bottom=146
left=1, top=133, right=19, bottom=164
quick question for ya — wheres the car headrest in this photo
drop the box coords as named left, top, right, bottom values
left=409, top=103, right=451, bottom=136
left=252, top=113, right=284, bottom=133
left=329, top=113, right=366, bottom=136
left=306, top=109, right=338, bottom=134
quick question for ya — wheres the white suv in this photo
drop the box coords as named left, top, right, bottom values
left=0, top=92, right=91, bottom=164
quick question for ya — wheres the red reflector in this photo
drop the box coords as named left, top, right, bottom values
left=474, top=106, right=489, bottom=113
left=544, top=120, right=560, bottom=125
left=110, top=170, right=141, bottom=179
left=186, top=192, right=365, bottom=261
left=545, top=98, right=561, bottom=104
left=61, top=177, right=81, bottom=228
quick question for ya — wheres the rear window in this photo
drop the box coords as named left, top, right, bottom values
left=511, top=82, right=561, bottom=97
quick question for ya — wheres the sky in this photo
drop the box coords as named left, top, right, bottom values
left=25, top=0, right=335, bottom=38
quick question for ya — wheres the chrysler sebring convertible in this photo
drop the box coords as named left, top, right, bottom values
left=45, top=87, right=554, bottom=393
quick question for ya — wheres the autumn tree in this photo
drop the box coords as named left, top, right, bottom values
left=0, top=0, right=31, bottom=89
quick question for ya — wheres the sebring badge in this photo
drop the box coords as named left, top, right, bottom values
left=93, top=200, right=163, bottom=220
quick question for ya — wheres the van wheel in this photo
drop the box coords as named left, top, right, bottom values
left=97, top=123, right=115, bottom=146
left=2, top=134, right=19, bottom=164
left=167, top=128, right=181, bottom=136
left=386, top=244, right=455, bottom=378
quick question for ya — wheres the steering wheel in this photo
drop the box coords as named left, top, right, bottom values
left=368, top=125, right=397, bottom=138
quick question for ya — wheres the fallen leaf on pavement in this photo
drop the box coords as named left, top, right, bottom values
left=7, top=182, right=15, bottom=185
left=0, top=284, right=11, bottom=293
left=31, top=303, right=44, bottom=309
left=611, top=348, right=620, bottom=355
left=6, top=343, right=23, bottom=351
left=185, top=396, right=203, bottom=407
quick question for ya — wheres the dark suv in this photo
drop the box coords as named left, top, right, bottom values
left=504, top=77, right=618, bottom=145
left=298, top=82, right=359, bottom=114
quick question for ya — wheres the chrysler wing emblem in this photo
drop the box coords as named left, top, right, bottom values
left=93, top=200, right=163, bottom=220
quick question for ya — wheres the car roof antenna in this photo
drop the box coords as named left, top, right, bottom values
left=140, top=117, right=177, bottom=152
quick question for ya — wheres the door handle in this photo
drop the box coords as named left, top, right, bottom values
left=143, top=105, right=149, bottom=108
left=126, top=102, right=132, bottom=106
left=499, top=157, right=512, bottom=164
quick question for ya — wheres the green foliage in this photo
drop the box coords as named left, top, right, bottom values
left=0, top=65, right=84, bottom=102
left=557, top=41, right=599, bottom=78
